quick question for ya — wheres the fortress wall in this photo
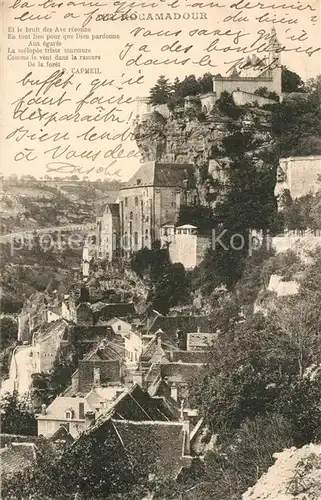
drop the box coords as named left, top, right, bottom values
left=272, top=235, right=321, bottom=259
left=284, top=156, right=321, bottom=199
left=214, top=73, right=281, bottom=101
left=232, top=91, right=277, bottom=107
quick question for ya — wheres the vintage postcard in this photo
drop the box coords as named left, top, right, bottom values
left=1, top=0, right=321, bottom=498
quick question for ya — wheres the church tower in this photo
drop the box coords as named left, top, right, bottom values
left=269, top=25, right=282, bottom=96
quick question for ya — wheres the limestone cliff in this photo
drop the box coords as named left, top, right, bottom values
left=134, top=102, right=274, bottom=206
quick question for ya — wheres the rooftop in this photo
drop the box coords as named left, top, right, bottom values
left=1, top=442, right=38, bottom=477
left=121, top=162, right=196, bottom=189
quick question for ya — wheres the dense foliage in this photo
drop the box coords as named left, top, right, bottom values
left=1, top=391, right=37, bottom=435
left=131, top=247, right=189, bottom=314
left=270, top=75, right=321, bottom=157
left=149, top=73, right=213, bottom=106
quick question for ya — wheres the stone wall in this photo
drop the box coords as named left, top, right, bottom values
left=167, top=233, right=211, bottom=270
left=276, top=156, right=321, bottom=200
left=214, top=66, right=281, bottom=100
left=232, top=90, right=277, bottom=107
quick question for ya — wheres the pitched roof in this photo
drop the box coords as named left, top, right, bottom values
left=122, top=162, right=196, bottom=189
left=50, top=425, right=75, bottom=444
left=86, top=384, right=179, bottom=434
left=141, top=332, right=179, bottom=362
left=111, top=419, right=185, bottom=479
left=186, top=332, right=218, bottom=350
left=161, top=363, right=205, bottom=384
left=33, top=318, right=68, bottom=343
left=1, top=443, right=38, bottom=477
left=37, top=396, right=92, bottom=421
left=104, top=203, right=120, bottom=217
left=169, top=350, right=212, bottom=364
left=148, top=316, right=213, bottom=337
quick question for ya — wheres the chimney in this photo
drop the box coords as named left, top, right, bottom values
left=85, top=411, right=95, bottom=428
left=79, top=401, right=85, bottom=420
left=132, top=370, right=145, bottom=388
left=183, top=418, right=191, bottom=455
left=41, top=404, right=46, bottom=415
left=170, top=383, right=178, bottom=401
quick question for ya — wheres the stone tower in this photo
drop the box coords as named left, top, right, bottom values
left=269, top=25, right=282, bottom=96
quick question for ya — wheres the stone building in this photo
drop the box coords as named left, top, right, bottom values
left=96, top=203, right=120, bottom=261
left=118, top=162, right=197, bottom=255
left=213, top=26, right=282, bottom=101
left=160, top=224, right=211, bottom=270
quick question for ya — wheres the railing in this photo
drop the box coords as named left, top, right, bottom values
left=276, top=229, right=321, bottom=237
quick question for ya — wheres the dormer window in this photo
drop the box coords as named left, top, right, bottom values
left=137, top=179, right=141, bottom=185
left=65, top=409, right=73, bottom=420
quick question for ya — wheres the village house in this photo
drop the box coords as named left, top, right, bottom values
left=96, top=203, right=120, bottom=261
left=68, top=341, right=126, bottom=395
left=37, top=384, right=125, bottom=439
left=104, top=317, right=132, bottom=338
left=73, top=384, right=214, bottom=483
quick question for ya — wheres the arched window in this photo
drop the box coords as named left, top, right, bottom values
left=135, top=196, right=139, bottom=206
left=130, top=212, right=133, bottom=220
left=65, top=410, right=73, bottom=420
left=125, top=197, right=128, bottom=207
left=145, top=229, right=148, bottom=240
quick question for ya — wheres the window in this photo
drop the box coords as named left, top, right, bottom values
left=130, top=211, right=133, bottom=220
left=134, top=232, right=138, bottom=245
left=135, top=196, right=138, bottom=206
left=145, top=229, right=148, bottom=240
left=137, top=179, right=141, bottom=185
left=118, top=325, right=121, bottom=331
left=65, top=410, right=73, bottom=420
left=125, top=197, right=128, bottom=207
left=171, top=202, right=175, bottom=208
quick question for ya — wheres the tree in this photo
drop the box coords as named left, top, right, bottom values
left=282, top=66, right=305, bottom=93
left=254, top=86, right=279, bottom=102
left=1, top=391, right=37, bottom=435
left=216, top=91, right=245, bottom=119
left=0, top=316, right=18, bottom=349
left=203, top=414, right=294, bottom=500
left=275, top=296, right=321, bottom=378
left=149, top=75, right=172, bottom=105
left=198, top=72, right=213, bottom=93
left=271, top=78, right=321, bottom=157
left=151, top=262, right=189, bottom=314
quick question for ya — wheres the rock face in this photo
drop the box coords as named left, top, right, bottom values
left=134, top=107, right=271, bottom=167
left=243, top=444, right=321, bottom=500
left=133, top=104, right=273, bottom=209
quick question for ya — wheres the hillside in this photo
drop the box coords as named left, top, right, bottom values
left=0, top=178, right=120, bottom=234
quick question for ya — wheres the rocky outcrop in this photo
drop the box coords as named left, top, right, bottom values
left=134, top=103, right=274, bottom=209
left=243, top=444, right=321, bottom=500
left=134, top=106, right=272, bottom=167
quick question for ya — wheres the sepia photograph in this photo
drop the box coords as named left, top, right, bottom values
left=0, top=0, right=321, bottom=498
